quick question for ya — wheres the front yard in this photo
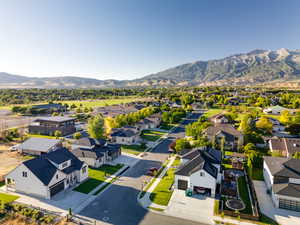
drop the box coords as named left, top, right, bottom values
left=74, top=164, right=123, bottom=194
left=121, top=144, right=146, bottom=155
left=149, top=158, right=180, bottom=206
left=141, top=130, right=166, bottom=142
left=0, top=193, right=19, bottom=204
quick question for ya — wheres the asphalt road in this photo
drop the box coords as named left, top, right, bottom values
left=79, top=112, right=205, bottom=225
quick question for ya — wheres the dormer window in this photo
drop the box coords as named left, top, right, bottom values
left=62, top=162, right=68, bottom=168
left=200, top=172, right=205, bottom=177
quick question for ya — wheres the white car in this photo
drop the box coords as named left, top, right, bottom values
left=9, top=144, right=20, bottom=151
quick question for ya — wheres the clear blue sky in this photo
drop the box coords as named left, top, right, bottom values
left=0, top=0, right=299, bottom=80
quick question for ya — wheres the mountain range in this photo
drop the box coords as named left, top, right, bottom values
left=1, top=48, right=300, bottom=88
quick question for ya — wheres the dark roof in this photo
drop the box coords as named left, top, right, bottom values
left=23, top=157, right=57, bottom=186
left=175, top=154, right=218, bottom=178
left=23, top=148, right=83, bottom=185
left=181, top=148, right=221, bottom=164
left=270, top=138, right=300, bottom=156
left=19, top=137, right=61, bottom=153
left=273, top=183, right=300, bottom=198
left=73, top=138, right=106, bottom=147
left=35, top=116, right=75, bottom=123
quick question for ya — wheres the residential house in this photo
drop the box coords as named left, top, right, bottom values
left=5, top=148, right=88, bottom=199
left=71, top=137, right=121, bottom=167
left=209, top=113, right=229, bottom=124
left=268, top=117, right=285, bottom=132
left=17, top=137, right=62, bottom=156
left=110, top=126, right=140, bottom=145
left=263, top=156, right=300, bottom=211
left=28, top=116, right=76, bottom=136
left=204, top=124, right=244, bottom=150
left=263, top=105, right=288, bottom=115
left=174, top=148, right=222, bottom=197
left=269, top=138, right=300, bottom=157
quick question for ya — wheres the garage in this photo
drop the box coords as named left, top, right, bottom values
left=193, top=186, right=211, bottom=196
left=50, top=180, right=65, bottom=197
left=178, top=179, right=188, bottom=190
left=279, top=198, right=300, bottom=212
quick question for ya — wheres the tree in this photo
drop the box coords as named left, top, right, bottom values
left=54, top=130, right=62, bottom=139
left=243, top=143, right=256, bottom=153
left=280, top=110, right=291, bottom=124
left=73, top=132, right=82, bottom=140
left=239, top=114, right=252, bottom=134
left=174, top=138, right=190, bottom=153
left=256, top=116, right=273, bottom=134
left=87, top=115, right=104, bottom=139
left=293, top=152, right=300, bottom=159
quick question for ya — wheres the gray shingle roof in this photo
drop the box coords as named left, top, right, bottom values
left=73, top=138, right=106, bottom=147
left=71, top=147, right=104, bottom=159
left=273, top=183, right=300, bottom=198
left=205, top=124, right=242, bottom=138
left=264, top=156, right=300, bottom=179
left=19, top=137, right=62, bottom=153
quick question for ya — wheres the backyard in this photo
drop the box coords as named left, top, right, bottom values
left=74, top=164, right=123, bottom=194
left=149, top=158, right=181, bottom=206
left=237, top=175, right=252, bottom=214
left=141, top=130, right=166, bottom=142
left=121, top=144, right=146, bottom=155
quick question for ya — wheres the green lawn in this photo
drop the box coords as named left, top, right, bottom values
left=159, top=123, right=176, bottom=131
left=74, top=164, right=123, bottom=194
left=59, top=98, right=140, bottom=109
left=0, top=193, right=19, bottom=204
left=121, top=144, right=146, bottom=155
left=251, top=167, right=264, bottom=181
left=141, top=130, right=166, bottom=142
left=237, top=176, right=253, bottom=214
left=0, top=97, right=140, bottom=110
left=150, top=158, right=180, bottom=206
left=203, top=109, right=223, bottom=118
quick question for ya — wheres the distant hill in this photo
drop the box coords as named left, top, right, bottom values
left=1, top=48, right=300, bottom=88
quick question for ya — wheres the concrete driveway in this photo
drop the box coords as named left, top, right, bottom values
left=165, top=189, right=214, bottom=225
left=253, top=181, right=300, bottom=225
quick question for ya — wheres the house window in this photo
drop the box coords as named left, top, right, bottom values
left=22, top=171, right=27, bottom=177
left=56, top=174, right=59, bottom=179
left=82, top=166, right=87, bottom=173
left=200, top=172, right=205, bottom=177
left=62, top=162, right=68, bottom=168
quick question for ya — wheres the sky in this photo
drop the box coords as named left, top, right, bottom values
left=0, top=0, right=299, bottom=80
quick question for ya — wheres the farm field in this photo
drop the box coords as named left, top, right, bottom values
left=0, top=97, right=143, bottom=110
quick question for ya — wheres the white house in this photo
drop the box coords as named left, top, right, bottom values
left=263, top=156, right=300, bottom=211
left=5, top=148, right=88, bottom=199
left=174, top=148, right=222, bottom=197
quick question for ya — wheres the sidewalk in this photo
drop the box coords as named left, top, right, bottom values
left=138, top=156, right=175, bottom=210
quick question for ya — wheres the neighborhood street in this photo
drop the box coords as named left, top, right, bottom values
left=79, top=112, right=205, bottom=225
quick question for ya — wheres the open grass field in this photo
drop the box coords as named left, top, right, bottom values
left=149, top=158, right=180, bottom=206
left=0, top=97, right=141, bottom=110
left=74, top=164, right=123, bottom=194
left=0, top=193, right=19, bottom=204
left=141, top=130, right=166, bottom=142
left=121, top=144, right=146, bottom=155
